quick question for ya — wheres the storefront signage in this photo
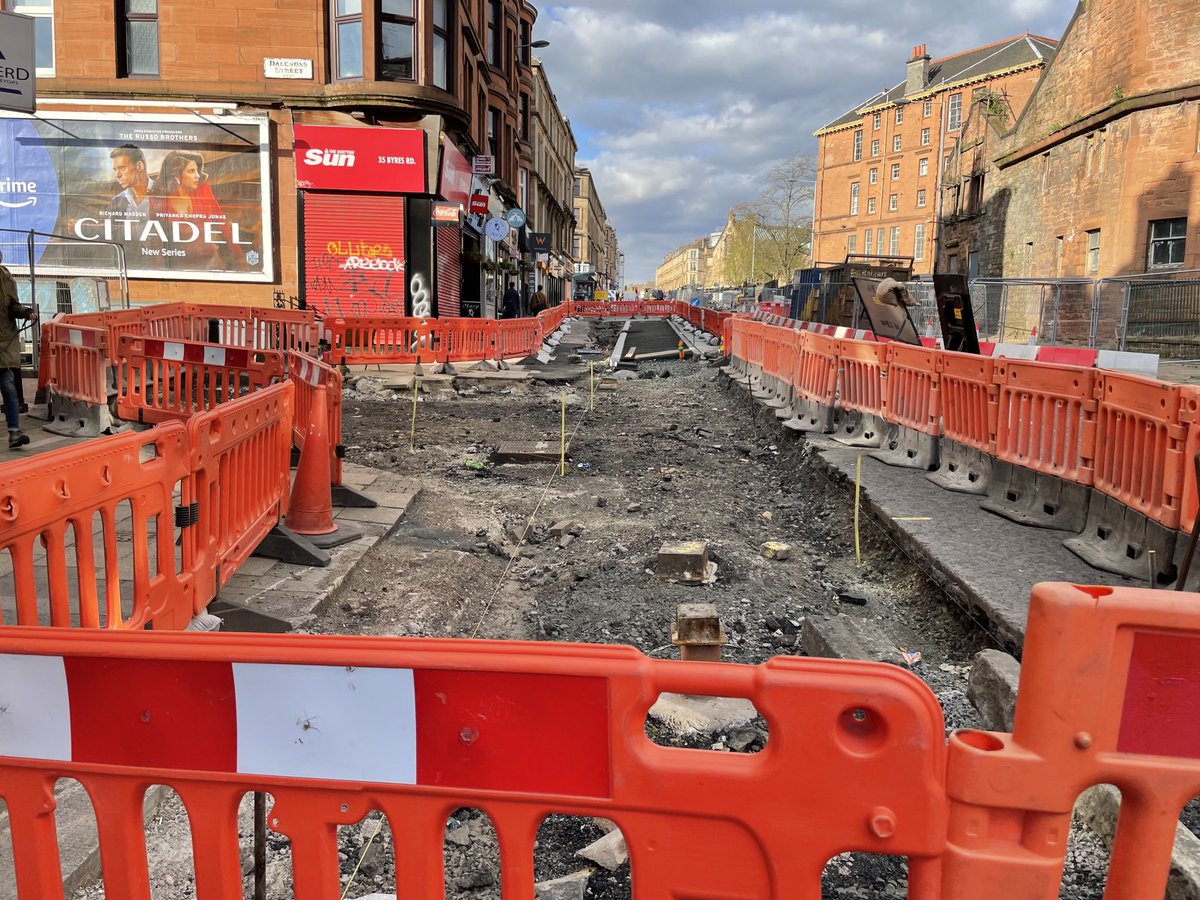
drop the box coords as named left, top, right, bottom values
left=432, top=202, right=461, bottom=227
left=468, top=193, right=490, bottom=215
left=438, top=140, right=472, bottom=210
left=0, top=12, right=35, bottom=114
left=530, top=232, right=551, bottom=253
left=485, top=217, right=510, bottom=241
left=294, top=125, right=426, bottom=194
left=472, top=156, right=495, bottom=176
left=505, top=207, right=527, bottom=229
left=263, top=57, right=313, bottom=79
left=0, top=113, right=273, bottom=281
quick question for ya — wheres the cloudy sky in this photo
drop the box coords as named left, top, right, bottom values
left=534, top=1, right=1077, bottom=283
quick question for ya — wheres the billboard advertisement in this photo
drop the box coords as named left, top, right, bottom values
left=0, top=113, right=273, bottom=281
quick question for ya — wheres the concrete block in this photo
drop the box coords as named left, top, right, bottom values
left=1074, top=785, right=1200, bottom=900
left=759, top=541, right=792, bottom=560
left=647, top=692, right=758, bottom=734
left=656, top=540, right=710, bottom=583
left=800, top=615, right=905, bottom=666
left=535, top=870, right=590, bottom=900
left=576, top=828, right=629, bottom=871
left=967, top=649, right=1022, bottom=731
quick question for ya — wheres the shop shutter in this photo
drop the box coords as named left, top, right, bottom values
left=436, top=226, right=462, bottom=317
left=302, top=193, right=407, bottom=318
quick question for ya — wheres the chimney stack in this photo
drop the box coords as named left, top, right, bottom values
left=907, top=44, right=931, bottom=96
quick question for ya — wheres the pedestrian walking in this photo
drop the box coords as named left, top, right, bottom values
left=0, top=251, right=33, bottom=448
left=530, top=283, right=548, bottom=314
left=502, top=280, right=520, bottom=319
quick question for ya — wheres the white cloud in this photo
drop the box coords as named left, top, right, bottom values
left=536, top=2, right=1075, bottom=281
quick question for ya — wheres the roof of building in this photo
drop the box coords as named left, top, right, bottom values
left=817, top=34, right=1059, bottom=133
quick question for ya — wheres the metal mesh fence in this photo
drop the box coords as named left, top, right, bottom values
left=1117, top=272, right=1200, bottom=359
left=0, top=229, right=127, bottom=318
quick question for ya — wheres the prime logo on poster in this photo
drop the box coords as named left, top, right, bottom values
left=0, top=114, right=273, bottom=281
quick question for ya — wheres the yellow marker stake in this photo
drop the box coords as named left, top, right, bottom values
left=854, top=454, right=862, bottom=568
left=560, top=389, right=567, bottom=477
left=409, top=378, right=418, bottom=454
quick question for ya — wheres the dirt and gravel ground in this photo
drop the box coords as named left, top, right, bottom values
left=65, top=319, right=1112, bottom=899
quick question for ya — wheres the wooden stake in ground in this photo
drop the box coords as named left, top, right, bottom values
left=560, top=389, right=567, bottom=477
left=854, top=454, right=863, bottom=568
left=590, top=362, right=595, bottom=412
left=409, top=378, right=418, bottom=454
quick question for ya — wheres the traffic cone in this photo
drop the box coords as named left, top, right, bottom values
left=285, top=384, right=360, bottom=548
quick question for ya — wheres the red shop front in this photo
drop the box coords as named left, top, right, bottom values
left=294, top=124, right=427, bottom=318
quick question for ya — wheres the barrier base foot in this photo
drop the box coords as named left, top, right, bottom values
left=833, top=410, right=885, bottom=449
left=1064, top=494, right=1179, bottom=582
left=782, top=400, right=835, bottom=435
left=981, top=462, right=1090, bottom=533
left=208, top=598, right=294, bottom=634
left=927, top=439, right=991, bottom=495
left=301, top=522, right=364, bottom=550
left=254, top=525, right=332, bottom=567
left=871, top=424, right=940, bottom=471
left=332, top=483, right=378, bottom=509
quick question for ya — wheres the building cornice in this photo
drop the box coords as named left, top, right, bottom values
left=813, top=60, right=1047, bottom=138
left=996, top=81, right=1200, bottom=169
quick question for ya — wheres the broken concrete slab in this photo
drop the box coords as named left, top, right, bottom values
left=535, top=869, right=590, bottom=900
left=967, top=649, right=1022, bottom=731
left=550, top=520, right=584, bottom=537
left=576, top=828, right=629, bottom=871
left=656, top=540, right=710, bottom=583
left=800, top=615, right=905, bottom=667
left=647, top=692, right=758, bottom=734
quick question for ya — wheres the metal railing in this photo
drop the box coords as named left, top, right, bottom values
left=0, top=228, right=129, bottom=312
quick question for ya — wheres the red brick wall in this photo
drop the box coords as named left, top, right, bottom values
left=1012, top=0, right=1200, bottom=149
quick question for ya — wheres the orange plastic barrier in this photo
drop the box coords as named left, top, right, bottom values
left=1180, top=387, right=1200, bottom=535
left=58, top=308, right=147, bottom=358
left=793, top=331, right=840, bottom=408
left=440, top=317, right=496, bottom=363
left=0, top=424, right=193, bottom=630
left=943, top=582, right=1200, bottom=899
left=289, top=352, right=345, bottom=487
left=494, top=318, right=542, bottom=360
left=253, top=308, right=320, bottom=356
left=993, top=359, right=1097, bottom=485
left=569, top=301, right=608, bottom=318
left=184, top=381, right=294, bottom=604
left=642, top=301, right=675, bottom=316
left=323, top=316, right=425, bottom=366
left=609, top=300, right=642, bottom=317
left=116, top=335, right=285, bottom=424
left=0, top=628, right=947, bottom=900
left=1091, top=371, right=1186, bottom=529
left=882, top=343, right=942, bottom=437
left=837, top=339, right=889, bottom=420
left=938, top=350, right=998, bottom=455
left=760, top=323, right=791, bottom=392
left=42, top=322, right=108, bottom=407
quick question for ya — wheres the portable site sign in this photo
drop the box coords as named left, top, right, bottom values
left=852, top=276, right=922, bottom=345
left=0, top=11, right=36, bottom=114
left=933, top=273, right=982, bottom=354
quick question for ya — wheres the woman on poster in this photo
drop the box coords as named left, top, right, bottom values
left=149, top=151, right=245, bottom=271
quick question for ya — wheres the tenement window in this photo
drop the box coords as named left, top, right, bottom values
left=850, top=182, right=860, bottom=215
left=1148, top=218, right=1187, bottom=269
left=432, top=0, right=451, bottom=89
left=333, top=0, right=364, bottom=79
left=948, top=93, right=963, bottom=131
left=11, top=0, right=54, bottom=75
left=1086, top=229, right=1101, bottom=275
left=380, top=0, right=416, bottom=81
left=853, top=130, right=862, bottom=162
left=120, top=0, right=159, bottom=77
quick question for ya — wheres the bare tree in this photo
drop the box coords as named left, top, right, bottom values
left=723, top=154, right=817, bottom=288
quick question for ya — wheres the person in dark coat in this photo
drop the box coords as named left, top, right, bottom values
left=0, top=251, right=32, bottom=448
left=502, top=281, right=520, bottom=319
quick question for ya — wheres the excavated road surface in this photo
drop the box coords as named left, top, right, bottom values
left=67, top=320, right=1110, bottom=900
